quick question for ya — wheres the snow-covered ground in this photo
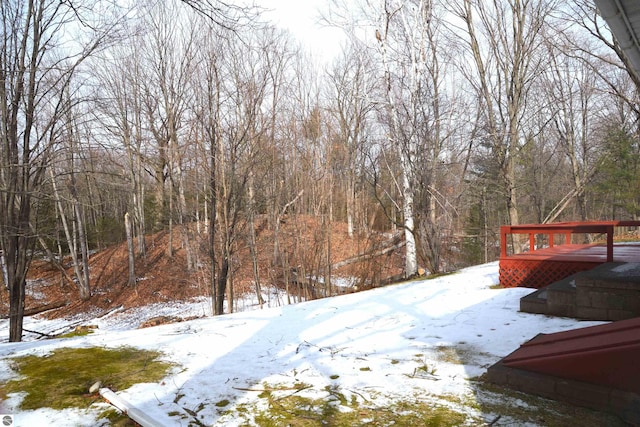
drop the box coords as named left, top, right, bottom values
left=0, top=262, right=610, bottom=426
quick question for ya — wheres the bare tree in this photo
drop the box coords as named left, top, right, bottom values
left=0, top=0, right=116, bottom=341
left=565, top=0, right=640, bottom=100
left=47, top=92, right=92, bottom=300
left=193, top=23, right=286, bottom=314
left=542, top=41, right=603, bottom=223
left=326, top=41, right=375, bottom=238
left=179, top=0, right=259, bottom=29
left=451, top=0, right=554, bottom=252
left=192, top=26, right=224, bottom=314
left=95, top=40, right=149, bottom=259
left=374, top=0, right=422, bottom=277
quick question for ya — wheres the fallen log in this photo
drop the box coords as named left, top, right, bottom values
left=22, top=328, right=56, bottom=338
left=330, top=240, right=406, bottom=270
left=0, top=300, right=67, bottom=319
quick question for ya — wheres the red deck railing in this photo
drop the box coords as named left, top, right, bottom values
left=499, top=220, right=640, bottom=288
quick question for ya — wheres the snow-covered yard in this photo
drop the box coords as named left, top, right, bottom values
left=0, top=262, right=619, bottom=426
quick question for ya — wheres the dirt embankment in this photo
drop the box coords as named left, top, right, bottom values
left=1, top=216, right=404, bottom=320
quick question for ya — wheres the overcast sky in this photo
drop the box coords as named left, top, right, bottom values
left=258, top=0, right=346, bottom=62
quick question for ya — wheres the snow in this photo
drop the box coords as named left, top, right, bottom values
left=0, top=262, right=606, bottom=426
left=612, top=262, right=640, bottom=273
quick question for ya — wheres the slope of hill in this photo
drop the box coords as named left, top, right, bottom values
left=1, top=216, right=405, bottom=323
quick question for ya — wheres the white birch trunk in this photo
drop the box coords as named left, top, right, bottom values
left=378, top=1, right=419, bottom=278
left=0, top=252, right=7, bottom=290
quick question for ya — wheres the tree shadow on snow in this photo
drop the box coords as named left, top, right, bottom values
left=127, top=262, right=625, bottom=426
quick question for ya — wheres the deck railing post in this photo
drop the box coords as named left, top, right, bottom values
left=529, top=233, right=535, bottom=252
left=500, top=226, right=508, bottom=257
left=565, top=232, right=571, bottom=245
left=549, top=234, right=554, bottom=248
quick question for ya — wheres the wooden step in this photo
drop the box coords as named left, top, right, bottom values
left=486, top=317, right=640, bottom=424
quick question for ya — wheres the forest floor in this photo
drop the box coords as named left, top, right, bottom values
left=0, top=215, right=405, bottom=322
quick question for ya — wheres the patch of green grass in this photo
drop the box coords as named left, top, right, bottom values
left=0, top=346, right=173, bottom=411
left=98, top=408, right=137, bottom=426
left=215, top=399, right=230, bottom=407
left=251, top=382, right=471, bottom=427
left=219, top=374, right=623, bottom=427
left=56, top=328, right=95, bottom=339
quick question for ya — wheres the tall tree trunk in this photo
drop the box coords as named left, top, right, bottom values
left=209, top=156, right=219, bottom=314
left=216, top=253, right=229, bottom=315
left=49, top=168, right=91, bottom=300
left=6, top=232, right=29, bottom=342
left=458, top=0, right=550, bottom=252
left=73, top=201, right=91, bottom=299
left=125, top=212, right=136, bottom=287
left=0, top=251, right=8, bottom=289
left=378, top=10, right=418, bottom=278
left=1, top=0, right=102, bottom=340
left=247, top=172, right=264, bottom=308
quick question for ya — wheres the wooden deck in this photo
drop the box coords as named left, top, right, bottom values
left=499, top=221, right=640, bottom=288
left=508, top=243, right=640, bottom=263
